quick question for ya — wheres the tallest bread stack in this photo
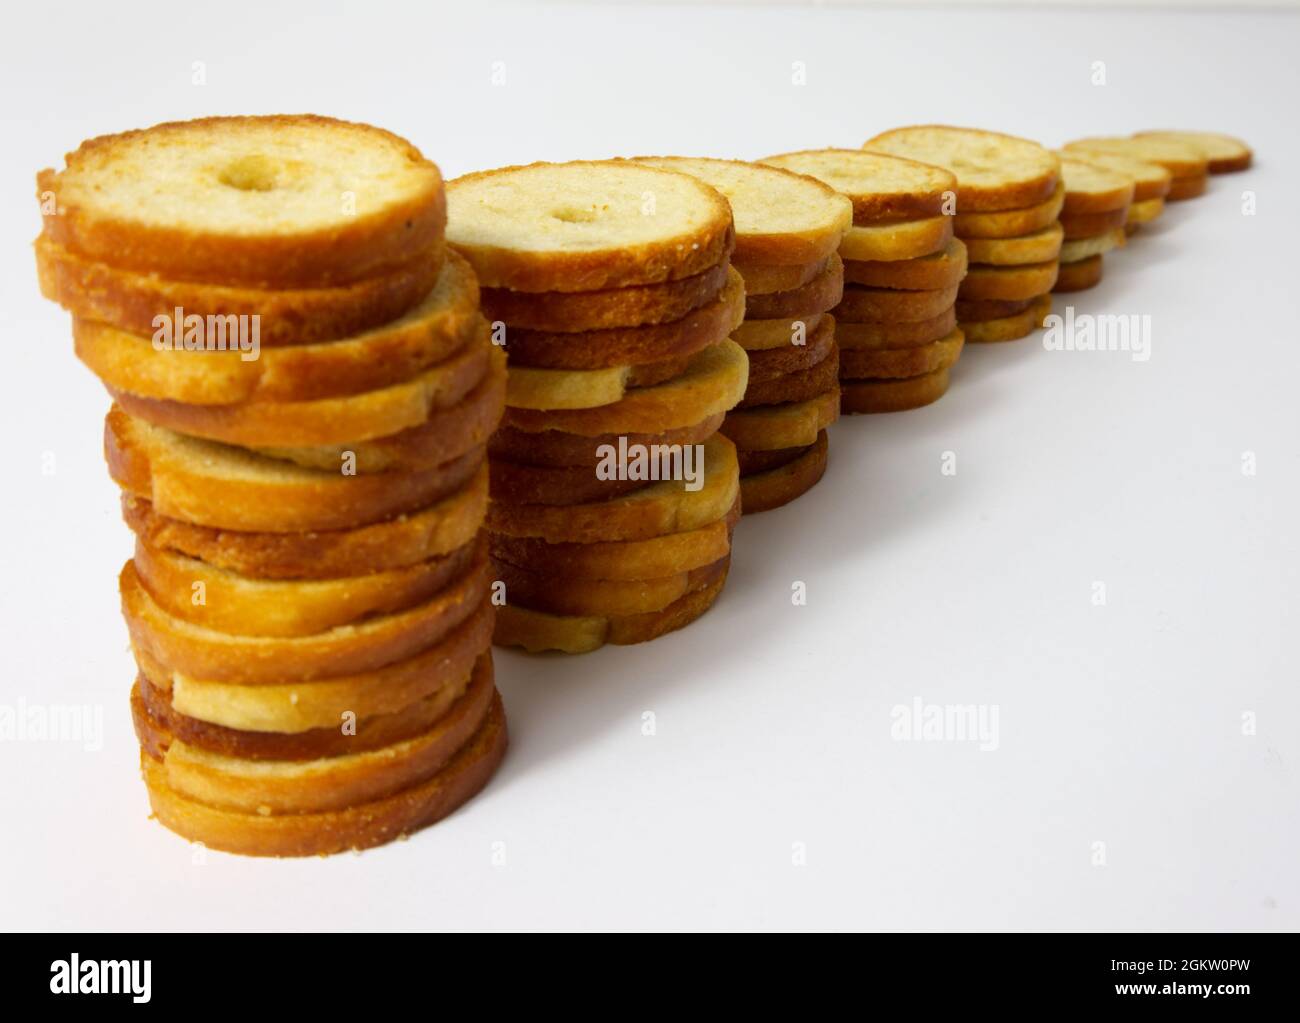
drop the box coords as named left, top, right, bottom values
left=446, top=161, right=747, bottom=654
left=35, top=116, right=507, bottom=856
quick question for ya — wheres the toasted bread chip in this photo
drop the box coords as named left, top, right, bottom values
left=1059, top=208, right=1129, bottom=240
left=744, top=253, right=844, bottom=319
left=1065, top=137, right=1208, bottom=179
left=745, top=314, right=836, bottom=382
left=38, top=115, right=446, bottom=287
left=865, top=125, right=1059, bottom=211
left=959, top=261, right=1058, bottom=301
left=733, top=256, right=829, bottom=295
left=1058, top=155, right=1136, bottom=214
left=963, top=223, right=1064, bottom=266
left=720, top=389, right=839, bottom=451
left=493, top=569, right=727, bottom=653
left=1053, top=254, right=1105, bottom=293
left=1059, top=229, right=1124, bottom=263
left=952, top=182, right=1064, bottom=239
left=843, top=238, right=968, bottom=291
left=140, top=691, right=506, bottom=856
left=838, top=216, right=953, bottom=262
left=35, top=235, right=443, bottom=346
left=739, top=344, right=839, bottom=408
left=962, top=293, right=1052, bottom=343
left=632, top=156, right=851, bottom=265
left=840, top=367, right=952, bottom=414
left=837, top=282, right=960, bottom=323
left=495, top=554, right=728, bottom=617
left=1127, top=197, right=1166, bottom=226
left=762, top=148, right=956, bottom=223
left=840, top=327, right=964, bottom=380
left=447, top=160, right=733, bottom=292
left=731, top=312, right=827, bottom=351
left=490, top=414, right=722, bottom=469
left=835, top=308, right=956, bottom=350
left=1134, top=131, right=1252, bottom=173
left=739, top=430, right=829, bottom=513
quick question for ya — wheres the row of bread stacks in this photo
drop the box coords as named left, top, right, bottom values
left=445, top=162, right=748, bottom=654
left=764, top=149, right=968, bottom=413
left=634, top=158, right=851, bottom=511
left=35, top=116, right=507, bottom=857
left=867, top=127, right=1063, bottom=345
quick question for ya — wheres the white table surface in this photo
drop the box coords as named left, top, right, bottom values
left=1, top=0, right=1297, bottom=932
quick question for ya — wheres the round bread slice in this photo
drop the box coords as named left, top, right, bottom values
left=842, top=237, right=968, bottom=291
left=35, top=235, right=442, bottom=346
left=1058, top=155, right=1136, bottom=214
left=761, top=148, right=956, bottom=223
left=493, top=571, right=726, bottom=654
left=1064, top=137, right=1207, bottom=180
left=1127, top=197, right=1165, bottom=227
left=37, top=115, right=445, bottom=287
left=1056, top=151, right=1170, bottom=203
left=446, top=160, right=733, bottom=292
left=962, top=223, right=1063, bottom=267
left=959, top=261, right=1059, bottom=302
left=632, top=156, right=851, bottom=266
left=952, top=182, right=1064, bottom=239
left=72, top=251, right=482, bottom=404
left=738, top=430, right=829, bottom=513
left=139, top=690, right=506, bottom=856
left=864, top=125, right=1059, bottom=212
left=1053, top=254, right=1105, bottom=293
left=840, top=367, right=952, bottom=414
left=1134, top=131, right=1252, bottom=173
left=839, top=327, right=964, bottom=380
left=1059, top=229, right=1125, bottom=263
left=961, top=293, right=1052, bottom=343
left=720, top=389, right=839, bottom=451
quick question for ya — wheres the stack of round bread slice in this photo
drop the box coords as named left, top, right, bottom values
left=1064, top=136, right=1210, bottom=201
left=866, top=126, right=1062, bottom=345
left=763, top=149, right=966, bottom=414
left=34, top=116, right=507, bottom=856
left=634, top=157, right=850, bottom=510
left=1051, top=155, right=1135, bottom=292
left=446, top=161, right=746, bottom=653
left=1055, top=150, right=1171, bottom=235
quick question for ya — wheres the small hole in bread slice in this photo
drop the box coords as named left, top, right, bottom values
left=549, top=205, right=603, bottom=224
left=218, top=155, right=280, bottom=192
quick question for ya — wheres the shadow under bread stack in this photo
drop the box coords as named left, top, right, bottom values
left=633, top=157, right=851, bottom=511
left=867, top=126, right=1062, bottom=345
left=1050, top=155, right=1136, bottom=292
left=34, top=116, right=507, bottom=856
left=445, top=161, right=746, bottom=654
left=763, top=149, right=966, bottom=413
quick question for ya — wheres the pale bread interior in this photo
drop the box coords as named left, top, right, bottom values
left=864, top=126, right=1057, bottom=191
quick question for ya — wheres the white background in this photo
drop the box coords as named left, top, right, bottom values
left=1, top=0, right=1297, bottom=932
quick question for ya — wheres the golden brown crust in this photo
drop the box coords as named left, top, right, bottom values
left=736, top=443, right=809, bottom=473
left=133, top=532, right=484, bottom=637
left=1059, top=208, right=1128, bottom=240
left=481, top=260, right=731, bottom=332
left=108, top=323, right=491, bottom=447
left=955, top=297, right=1034, bottom=321
left=834, top=308, right=956, bottom=350
left=1052, top=254, right=1104, bottom=292
left=720, top=389, right=839, bottom=451
left=958, top=261, right=1058, bottom=302
left=39, top=115, right=447, bottom=287
left=733, top=256, right=829, bottom=295
left=842, top=238, right=967, bottom=291
left=1167, top=175, right=1209, bottom=200
left=140, top=690, right=506, bottom=857
left=840, top=327, right=964, bottom=380
left=493, top=571, right=727, bottom=654
left=490, top=497, right=737, bottom=580
left=139, top=662, right=495, bottom=815
left=738, top=346, right=839, bottom=408
left=499, top=339, right=747, bottom=436
left=489, top=413, right=723, bottom=469
left=961, top=293, right=1052, bottom=343
left=738, top=430, right=829, bottom=513
left=69, top=250, right=480, bottom=407
left=836, top=282, right=960, bottom=324
left=490, top=459, right=650, bottom=506
left=1133, top=131, right=1252, bottom=173
left=488, top=434, right=739, bottom=544
left=495, top=555, right=728, bottom=618
left=840, top=367, right=952, bottom=414
left=122, top=555, right=491, bottom=684
left=141, top=602, right=493, bottom=732
left=120, top=472, right=487, bottom=581
left=499, top=269, right=743, bottom=369
left=745, top=315, right=836, bottom=383
left=952, top=182, right=1064, bottom=239
left=837, top=216, right=953, bottom=262
left=36, top=235, right=443, bottom=346
left=106, top=406, right=485, bottom=532
left=744, top=253, right=844, bottom=319
left=962, top=223, right=1063, bottom=266
left=133, top=652, right=492, bottom=761
left=254, top=350, right=505, bottom=472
